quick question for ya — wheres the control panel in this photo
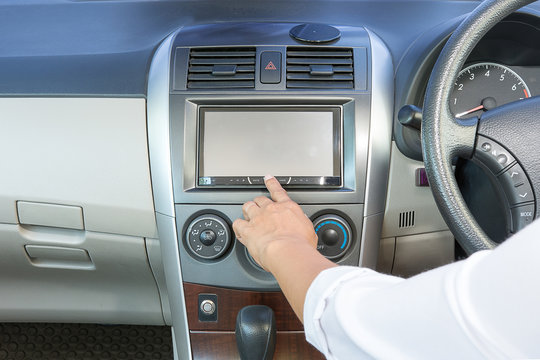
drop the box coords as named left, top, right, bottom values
left=165, top=23, right=378, bottom=291
left=175, top=204, right=364, bottom=290
left=474, top=135, right=536, bottom=232
left=313, top=214, right=352, bottom=259
left=185, top=212, right=355, bottom=262
left=185, top=214, right=232, bottom=260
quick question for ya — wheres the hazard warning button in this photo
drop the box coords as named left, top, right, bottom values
left=260, top=51, right=281, bottom=84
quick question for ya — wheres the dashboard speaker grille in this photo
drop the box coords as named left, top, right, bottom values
left=187, top=47, right=256, bottom=89
left=286, top=47, right=354, bottom=89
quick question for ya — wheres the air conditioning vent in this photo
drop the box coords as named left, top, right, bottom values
left=398, top=211, right=416, bottom=229
left=187, top=47, right=256, bottom=89
left=286, top=48, right=354, bottom=89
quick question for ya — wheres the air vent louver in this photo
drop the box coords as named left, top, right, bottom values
left=188, top=47, right=256, bottom=89
left=286, top=48, right=354, bottom=89
left=398, top=211, right=416, bottom=229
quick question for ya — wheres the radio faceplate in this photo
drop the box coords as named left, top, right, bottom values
left=170, top=96, right=369, bottom=205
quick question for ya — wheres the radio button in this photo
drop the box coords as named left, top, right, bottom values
left=276, top=176, right=291, bottom=185
left=290, top=177, right=310, bottom=185
left=248, top=176, right=264, bottom=185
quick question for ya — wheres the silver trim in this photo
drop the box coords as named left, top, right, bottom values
left=148, top=32, right=177, bottom=218
left=359, top=29, right=394, bottom=268
left=200, top=299, right=216, bottom=315
left=147, top=30, right=193, bottom=359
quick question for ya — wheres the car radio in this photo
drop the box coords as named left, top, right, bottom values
left=197, top=106, right=342, bottom=188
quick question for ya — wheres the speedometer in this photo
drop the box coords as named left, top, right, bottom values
left=449, top=62, right=531, bottom=119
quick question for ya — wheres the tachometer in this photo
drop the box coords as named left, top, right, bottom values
left=450, top=62, right=531, bottom=119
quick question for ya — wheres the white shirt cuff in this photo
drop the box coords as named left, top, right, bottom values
left=303, top=266, right=404, bottom=358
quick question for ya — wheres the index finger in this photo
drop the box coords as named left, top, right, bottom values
left=264, top=175, right=290, bottom=202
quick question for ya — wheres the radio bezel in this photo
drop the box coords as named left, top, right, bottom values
left=196, top=105, right=343, bottom=189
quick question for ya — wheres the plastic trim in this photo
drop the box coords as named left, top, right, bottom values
left=148, top=31, right=180, bottom=218
left=359, top=29, right=394, bottom=268
left=147, top=30, right=193, bottom=359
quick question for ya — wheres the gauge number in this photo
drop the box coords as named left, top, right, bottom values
left=450, top=63, right=531, bottom=119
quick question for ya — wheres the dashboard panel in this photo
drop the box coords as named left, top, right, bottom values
left=395, top=12, right=540, bottom=160
left=1, top=1, right=540, bottom=359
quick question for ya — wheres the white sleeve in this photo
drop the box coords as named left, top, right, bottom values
left=303, top=219, right=540, bottom=360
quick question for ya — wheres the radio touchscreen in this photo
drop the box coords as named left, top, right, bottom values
left=197, top=106, right=342, bottom=188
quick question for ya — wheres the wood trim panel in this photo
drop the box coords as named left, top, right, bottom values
left=190, top=331, right=325, bottom=360
left=183, top=282, right=304, bottom=331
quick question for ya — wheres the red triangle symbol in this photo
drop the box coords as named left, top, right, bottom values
left=265, top=61, right=277, bottom=70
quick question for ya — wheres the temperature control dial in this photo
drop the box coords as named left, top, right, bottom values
left=186, top=214, right=231, bottom=260
left=313, top=214, right=352, bottom=259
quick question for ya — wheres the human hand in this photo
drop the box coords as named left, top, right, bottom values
left=232, top=175, right=318, bottom=272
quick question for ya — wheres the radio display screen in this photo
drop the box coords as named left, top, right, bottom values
left=198, top=107, right=341, bottom=187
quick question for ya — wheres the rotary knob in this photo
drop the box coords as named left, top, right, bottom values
left=186, top=214, right=231, bottom=260
left=313, top=214, right=352, bottom=259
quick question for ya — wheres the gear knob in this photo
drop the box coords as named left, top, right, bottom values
left=235, top=305, right=276, bottom=360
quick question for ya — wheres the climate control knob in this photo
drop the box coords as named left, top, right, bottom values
left=186, top=214, right=231, bottom=260
left=313, top=214, right=352, bottom=259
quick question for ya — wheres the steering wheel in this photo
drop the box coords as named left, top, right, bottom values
left=422, top=0, right=539, bottom=255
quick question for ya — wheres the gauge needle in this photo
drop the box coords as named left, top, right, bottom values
left=456, top=105, right=484, bottom=118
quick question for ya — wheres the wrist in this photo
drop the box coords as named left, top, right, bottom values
left=262, top=238, right=321, bottom=273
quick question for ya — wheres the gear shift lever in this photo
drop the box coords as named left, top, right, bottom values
left=235, top=305, right=276, bottom=360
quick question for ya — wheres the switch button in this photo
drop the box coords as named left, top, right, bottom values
left=260, top=51, right=281, bottom=84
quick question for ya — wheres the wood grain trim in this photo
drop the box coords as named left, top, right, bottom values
left=190, top=331, right=325, bottom=360
left=184, top=282, right=304, bottom=331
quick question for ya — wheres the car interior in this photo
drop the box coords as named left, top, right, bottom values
left=0, top=0, right=538, bottom=359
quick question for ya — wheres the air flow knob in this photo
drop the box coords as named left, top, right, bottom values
left=186, top=214, right=231, bottom=260
left=313, top=214, right=352, bottom=259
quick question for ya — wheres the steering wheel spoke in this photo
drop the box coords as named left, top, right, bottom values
left=448, top=115, right=479, bottom=160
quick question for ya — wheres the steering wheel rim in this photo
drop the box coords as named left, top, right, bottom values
left=421, top=0, right=537, bottom=255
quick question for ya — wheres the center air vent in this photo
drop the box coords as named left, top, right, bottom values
left=187, top=47, right=256, bottom=89
left=286, top=48, right=354, bottom=89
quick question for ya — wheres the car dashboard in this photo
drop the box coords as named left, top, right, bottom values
left=0, top=1, right=539, bottom=359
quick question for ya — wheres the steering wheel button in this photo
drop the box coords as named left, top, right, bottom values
left=508, top=183, right=534, bottom=205
left=499, top=164, right=535, bottom=206
left=474, top=136, right=516, bottom=175
left=498, top=164, right=528, bottom=188
left=481, top=142, right=491, bottom=152
left=511, top=204, right=535, bottom=232
left=496, top=154, right=508, bottom=165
